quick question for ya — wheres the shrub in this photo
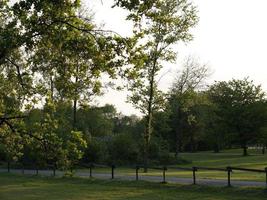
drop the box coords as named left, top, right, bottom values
left=82, top=138, right=108, bottom=164
left=106, top=134, right=139, bottom=165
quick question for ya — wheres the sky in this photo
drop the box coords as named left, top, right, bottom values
left=86, top=0, right=267, bottom=116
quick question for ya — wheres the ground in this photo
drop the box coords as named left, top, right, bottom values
left=75, top=148, right=267, bottom=182
left=0, top=173, right=267, bottom=200
left=1, top=148, right=267, bottom=183
left=1, top=149, right=267, bottom=199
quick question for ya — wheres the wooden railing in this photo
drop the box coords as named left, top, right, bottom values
left=1, top=161, right=267, bottom=188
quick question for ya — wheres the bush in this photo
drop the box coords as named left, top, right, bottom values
left=82, top=138, right=108, bottom=164
left=145, top=137, right=172, bottom=165
left=81, top=134, right=190, bottom=167
left=106, top=134, right=139, bottom=165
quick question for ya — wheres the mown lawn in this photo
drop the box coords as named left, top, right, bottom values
left=179, top=148, right=267, bottom=168
left=0, top=173, right=266, bottom=200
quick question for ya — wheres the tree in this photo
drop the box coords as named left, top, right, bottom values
left=1, top=0, right=132, bottom=165
left=23, top=2, right=129, bottom=130
left=25, top=97, right=87, bottom=169
left=0, top=123, right=24, bottom=167
left=76, top=104, right=117, bottom=137
left=171, top=57, right=210, bottom=93
left=1, top=0, right=130, bottom=128
left=258, top=125, right=267, bottom=154
left=118, top=0, right=198, bottom=170
left=0, top=50, right=29, bottom=165
left=208, top=78, right=266, bottom=156
left=200, top=102, right=229, bottom=153
left=167, top=57, right=210, bottom=156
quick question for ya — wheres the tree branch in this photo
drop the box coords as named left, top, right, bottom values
left=5, top=57, right=26, bottom=90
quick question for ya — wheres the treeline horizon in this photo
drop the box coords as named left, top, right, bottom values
left=1, top=75, right=267, bottom=167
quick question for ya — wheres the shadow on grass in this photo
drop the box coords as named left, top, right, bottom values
left=1, top=173, right=267, bottom=200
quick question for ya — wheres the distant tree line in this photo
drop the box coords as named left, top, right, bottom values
left=1, top=67, right=266, bottom=168
left=156, top=65, right=267, bottom=157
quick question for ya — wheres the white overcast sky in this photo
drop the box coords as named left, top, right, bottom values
left=86, top=0, right=267, bottom=116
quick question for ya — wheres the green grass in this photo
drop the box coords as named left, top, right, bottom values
left=179, top=148, right=267, bottom=168
left=76, top=149, right=267, bottom=182
left=174, top=148, right=267, bottom=181
left=1, top=149, right=266, bottom=182
left=0, top=173, right=267, bottom=200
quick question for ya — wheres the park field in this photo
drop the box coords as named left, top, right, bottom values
left=0, top=173, right=267, bottom=200
left=75, top=149, right=267, bottom=182
left=1, top=149, right=266, bottom=182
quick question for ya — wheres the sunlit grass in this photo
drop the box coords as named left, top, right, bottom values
left=0, top=173, right=266, bottom=200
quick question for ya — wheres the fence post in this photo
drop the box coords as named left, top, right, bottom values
left=36, top=165, right=38, bottom=175
left=227, top=167, right=231, bottom=187
left=89, top=164, right=93, bottom=178
left=22, top=164, right=24, bottom=174
left=192, top=167, right=197, bottom=185
left=53, top=164, right=56, bottom=177
left=111, top=165, right=115, bottom=179
left=162, top=166, right=167, bottom=183
left=136, top=166, right=139, bottom=181
left=7, top=161, right=10, bottom=173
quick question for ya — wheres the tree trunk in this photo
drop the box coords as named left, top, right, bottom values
left=214, top=137, right=220, bottom=153
left=143, top=114, right=152, bottom=173
left=143, top=40, right=160, bottom=172
left=73, top=64, right=79, bottom=130
left=144, top=82, right=153, bottom=173
left=7, top=160, right=10, bottom=173
left=143, top=124, right=150, bottom=173
left=175, top=128, right=181, bottom=158
left=73, top=98, right=77, bottom=130
left=214, top=144, right=220, bottom=153
left=262, top=145, right=265, bottom=155
left=243, top=145, right=248, bottom=156
left=175, top=109, right=183, bottom=158
left=190, top=133, right=196, bottom=153
left=50, top=76, right=54, bottom=100
left=143, top=54, right=158, bottom=172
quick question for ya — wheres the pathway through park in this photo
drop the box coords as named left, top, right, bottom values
left=1, top=168, right=266, bottom=187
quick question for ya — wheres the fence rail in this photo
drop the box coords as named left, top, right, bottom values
left=195, top=166, right=227, bottom=172
left=168, top=166, right=192, bottom=171
left=229, top=166, right=266, bottom=173
left=1, top=161, right=267, bottom=188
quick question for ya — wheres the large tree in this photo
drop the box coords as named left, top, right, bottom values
left=1, top=0, right=129, bottom=117
left=167, top=57, right=210, bottom=156
left=117, top=0, right=198, bottom=170
left=208, top=78, right=267, bottom=156
left=0, top=0, right=130, bottom=168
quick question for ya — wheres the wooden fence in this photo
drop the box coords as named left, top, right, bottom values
left=1, top=161, right=267, bottom=188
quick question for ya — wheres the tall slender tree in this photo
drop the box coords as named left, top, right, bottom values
left=117, top=0, right=198, bottom=170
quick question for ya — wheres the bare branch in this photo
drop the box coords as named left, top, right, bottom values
left=0, top=115, right=27, bottom=121
left=5, top=57, right=26, bottom=90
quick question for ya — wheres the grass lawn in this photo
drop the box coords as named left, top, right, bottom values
left=0, top=173, right=267, bottom=200
left=1, top=149, right=266, bottom=182
left=76, top=149, right=267, bottom=182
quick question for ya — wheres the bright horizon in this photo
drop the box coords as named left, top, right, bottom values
left=87, top=0, right=267, bottom=116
